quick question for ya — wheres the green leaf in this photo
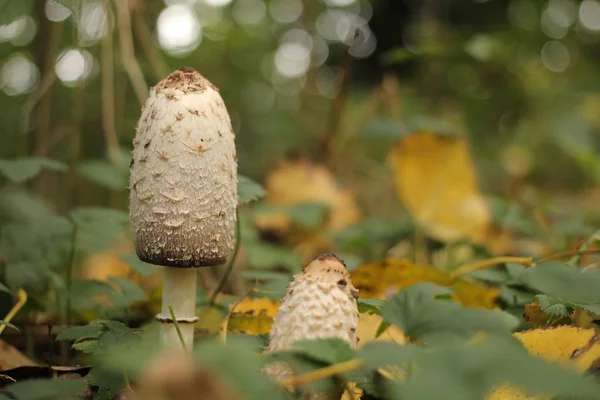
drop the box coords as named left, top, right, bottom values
left=0, top=0, right=34, bottom=25
left=5, top=378, right=87, bottom=400
left=578, top=303, right=600, bottom=315
left=289, top=202, right=329, bottom=230
left=56, top=324, right=104, bottom=342
left=78, top=160, right=128, bottom=191
left=0, top=282, right=11, bottom=294
left=72, top=340, right=101, bottom=354
left=382, top=283, right=519, bottom=342
left=69, top=207, right=129, bottom=253
left=536, top=294, right=570, bottom=319
left=107, top=277, right=146, bottom=309
left=0, top=320, right=19, bottom=332
left=357, top=299, right=386, bottom=315
left=238, top=175, right=266, bottom=205
left=68, top=280, right=119, bottom=312
left=245, top=242, right=303, bottom=272
left=86, top=367, right=125, bottom=400
left=358, top=341, right=420, bottom=370
left=119, top=252, right=157, bottom=276
left=290, top=338, right=356, bottom=365
left=194, top=338, right=287, bottom=400
left=0, top=157, right=67, bottom=183
left=362, top=117, right=409, bottom=140
left=0, top=188, right=56, bottom=225
left=518, top=262, right=600, bottom=305
left=388, top=337, right=600, bottom=400
left=242, top=270, right=291, bottom=299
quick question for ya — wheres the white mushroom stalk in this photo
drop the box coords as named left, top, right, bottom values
left=264, top=253, right=359, bottom=391
left=129, top=67, right=237, bottom=349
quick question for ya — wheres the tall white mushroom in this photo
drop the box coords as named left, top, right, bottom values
left=264, top=253, right=359, bottom=397
left=129, top=67, right=237, bottom=349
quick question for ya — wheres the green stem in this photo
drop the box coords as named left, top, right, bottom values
left=208, top=209, right=241, bottom=306
left=568, top=229, right=600, bottom=267
left=168, top=304, right=187, bottom=351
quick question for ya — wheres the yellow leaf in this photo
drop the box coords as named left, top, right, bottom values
left=488, top=326, right=600, bottom=400
left=514, top=326, right=600, bottom=370
left=351, top=259, right=499, bottom=309
left=228, top=298, right=280, bottom=335
left=357, top=313, right=406, bottom=347
left=254, top=159, right=361, bottom=258
left=388, top=131, right=491, bottom=244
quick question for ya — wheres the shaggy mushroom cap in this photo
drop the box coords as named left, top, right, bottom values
left=266, top=253, right=360, bottom=353
left=130, top=67, right=237, bottom=267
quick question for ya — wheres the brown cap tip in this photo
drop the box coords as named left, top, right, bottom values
left=153, top=67, right=218, bottom=93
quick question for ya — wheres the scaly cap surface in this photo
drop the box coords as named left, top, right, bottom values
left=129, top=67, right=237, bottom=267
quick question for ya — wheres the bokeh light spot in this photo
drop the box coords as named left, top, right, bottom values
left=541, top=40, right=570, bottom=72
left=1, top=54, right=39, bottom=96
left=157, top=5, right=202, bottom=56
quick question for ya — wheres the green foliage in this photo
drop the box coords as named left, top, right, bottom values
left=119, top=252, right=157, bottom=276
left=245, top=242, right=303, bottom=272
left=0, top=0, right=33, bottom=26
left=193, top=339, right=287, bottom=400
left=68, top=278, right=145, bottom=317
left=386, top=337, right=600, bottom=400
left=357, top=298, right=385, bottom=315
left=56, top=320, right=142, bottom=397
left=289, top=202, right=330, bottom=229
left=69, top=207, right=129, bottom=253
left=288, top=338, right=356, bottom=365
left=78, top=160, right=128, bottom=191
left=1, top=378, right=87, bottom=400
left=0, top=319, right=19, bottom=332
left=0, top=158, right=67, bottom=183
left=517, top=262, right=600, bottom=317
left=381, top=283, right=519, bottom=342
left=238, top=175, right=266, bottom=205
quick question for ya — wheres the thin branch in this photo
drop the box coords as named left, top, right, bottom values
left=132, top=12, right=169, bottom=80
left=568, top=230, right=600, bottom=267
left=537, top=249, right=600, bottom=264
left=321, top=29, right=359, bottom=167
left=168, top=305, right=188, bottom=351
left=281, top=359, right=365, bottom=388
left=100, top=2, right=121, bottom=167
left=219, top=280, right=257, bottom=344
left=0, top=290, right=27, bottom=336
left=450, top=256, right=534, bottom=279
left=114, top=0, right=148, bottom=105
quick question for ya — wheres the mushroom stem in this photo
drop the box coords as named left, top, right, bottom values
left=158, top=268, right=198, bottom=349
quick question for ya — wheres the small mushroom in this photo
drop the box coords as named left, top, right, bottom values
left=263, top=253, right=359, bottom=396
left=129, top=67, right=237, bottom=349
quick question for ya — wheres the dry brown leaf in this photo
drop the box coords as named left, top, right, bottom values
left=387, top=131, right=491, bottom=244
left=0, top=339, right=37, bottom=370
left=351, top=259, right=499, bottom=309
left=523, top=301, right=571, bottom=328
left=254, top=159, right=361, bottom=258
left=134, top=350, right=239, bottom=400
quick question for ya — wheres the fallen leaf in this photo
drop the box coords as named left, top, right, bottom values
left=488, top=326, right=600, bottom=400
left=228, top=298, right=280, bottom=335
left=351, top=259, right=499, bottom=309
left=0, top=339, right=36, bottom=370
left=254, top=159, right=361, bottom=259
left=387, top=131, right=491, bottom=244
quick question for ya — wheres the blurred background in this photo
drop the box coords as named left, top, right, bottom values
left=3, top=0, right=600, bottom=352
